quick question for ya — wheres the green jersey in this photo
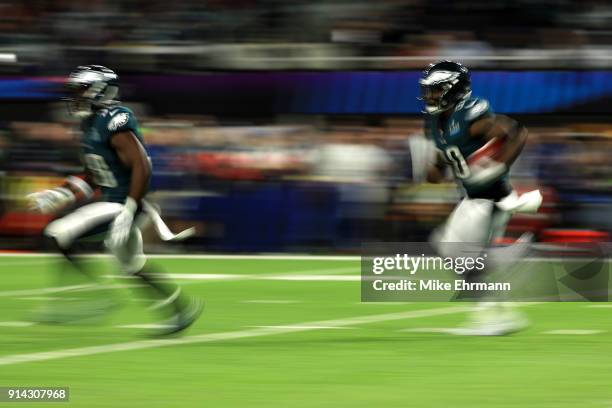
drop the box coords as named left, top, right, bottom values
left=424, top=97, right=510, bottom=199
left=80, top=106, right=148, bottom=203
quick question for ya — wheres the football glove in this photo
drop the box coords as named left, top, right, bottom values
left=105, top=197, right=137, bottom=249
left=26, top=176, right=93, bottom=214
left=26, top=187, right=75, bottom=214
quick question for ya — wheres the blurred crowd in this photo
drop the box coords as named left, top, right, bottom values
left=1, top=0, right=612, bottom=72
left=0, top=1, right=610, bottom=251
left=1, top=110, right=611, bottom=251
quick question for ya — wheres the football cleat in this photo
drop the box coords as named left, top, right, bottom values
left=452, top=303, right=529, bottom=336
left=154, top=298, right=203, bottom=337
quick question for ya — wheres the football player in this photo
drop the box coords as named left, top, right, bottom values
left=27, top=65, right=201, bottom=335
left=420, top=60, right=540, bottom=335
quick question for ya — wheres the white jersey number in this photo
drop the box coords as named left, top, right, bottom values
left=84, top=154, right=118, bottom=188
left=444, top=146, right=471, bottom=179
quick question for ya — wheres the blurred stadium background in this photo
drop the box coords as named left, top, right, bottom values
left=0, top=0, right=611, bottom=252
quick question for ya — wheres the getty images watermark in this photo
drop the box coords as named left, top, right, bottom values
left=370, top=252, right=510, bottom=292
left=361, top=242, right=612, bottom=302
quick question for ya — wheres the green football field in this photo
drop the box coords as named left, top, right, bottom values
left=0, top=254, right=611, bottom=407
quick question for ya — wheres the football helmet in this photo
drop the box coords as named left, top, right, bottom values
left=419, top=60, right=471, bottom=114
left=65, top=65, right=119, bottom=118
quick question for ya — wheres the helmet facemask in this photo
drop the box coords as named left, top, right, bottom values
left=419, top=71, right=463, bottom=114
left=64, top=66, right=119, bottom=118
left=418, top=62, right=471, bottom=114
left=420, top=81, right=454, bottom=114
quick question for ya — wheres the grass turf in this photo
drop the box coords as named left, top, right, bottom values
left=0, top=255, right=611, bottom=407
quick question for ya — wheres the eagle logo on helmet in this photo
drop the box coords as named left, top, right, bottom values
left=418, top=60, right=472, bottom=114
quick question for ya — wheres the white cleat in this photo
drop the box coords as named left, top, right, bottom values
left=451, top=306, right=529, bottom=336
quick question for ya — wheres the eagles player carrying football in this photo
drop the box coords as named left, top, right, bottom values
left=420, top=61, right=541, bottom=335
left=27, top=65, right=201, bottom=335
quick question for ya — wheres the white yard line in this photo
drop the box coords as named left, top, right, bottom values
left=153, top=273, right=246, bottom=281
left=1, top=273, right=362, bottom=299
left=0, top=284, right=94, bottom=298
left=400, top=327, right=462, bottom=334
left=0, top=253, right=360, bottom=261
left=0, top=270, right=359, bottom=300
left=116, top=324, right=174, bottom=330
left=0, top=283, right=143, bottom=298
left=103, top=273, right=246, bottom=281
left=0, top=321, right=36, bottom=327
left=0, top=252, right=600, bottom=262
left=259, top=274, right=360, bottom=281
left=249, top=325, right=355, bottom=330
left=144, top=273, right=360, bottom=282
left=0, top=306, right=469, bottom=367
left=106, top=272, right=358, bottom=283
left=544, top=329, right=604, bottom=335
left=17, top=296, right=84, bottom=301
left=280, top=267, right=359, bottom=275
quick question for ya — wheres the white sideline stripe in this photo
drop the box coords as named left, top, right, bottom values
left=282, top=267, right=358, bottom=275
left=18, top=296, right=84, bottom=301
left=0, top=283, right=143, bottom=298
left=1, top=271, right=357, bottom=299
left=242, top=300, right=301, bottom=304
left=0, top=253, right=360, bottom=261
left=400, top=327, right=462, bottom=334
left=154, top=273, right=246, bottom=281
left=0, top=321, right=35, bottom=327
left=104, top=268, right=360, bottom=280
left=0, top=284, right=93, bottom=298
left=0, top=253, right=593, bottom=262
left=585, top=304, right=612, bottom=308
left=116, top=324, right=174, bottom=330
left=134, top=273, right=359, bottom=282
left=0, top=306, right=469, bottom=367
left=544, top=329, right=604, bottom=335
left=260, top=275, right=360, bottom=281
left=249, top=325, right=354, bottom=330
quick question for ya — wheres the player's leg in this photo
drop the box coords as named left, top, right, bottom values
left=108, top=226, right=180, bottom=316
left=432, top=197, right=528, bottom=334
left=36, top=202, right=124, bottom=322
left=431, top=197, right=494, bottom=260
left=474, top=207, right=531, bottom=334
left=107, top=226, right=202, bottom=335
left=45, top=202, right=123, bottom=282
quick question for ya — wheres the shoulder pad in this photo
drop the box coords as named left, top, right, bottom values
left=463, top=98, right=490, bottom=122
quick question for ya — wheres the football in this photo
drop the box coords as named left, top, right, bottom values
left=467, top=136, right=506, bottom=166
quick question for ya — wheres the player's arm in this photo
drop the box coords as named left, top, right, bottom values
left=105, top=130, right=151, bottom=249
left=469, top=114, right=527, bottom=168
left=110, top=130, right=151, bottom=203
left=464, top=114, right=527, bottom=187
left=426, top=151, right=447, bottom=183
